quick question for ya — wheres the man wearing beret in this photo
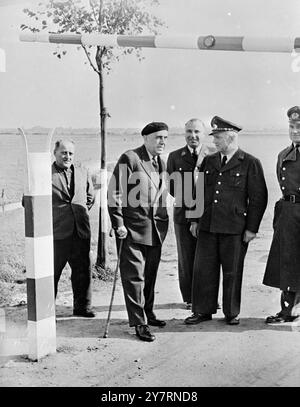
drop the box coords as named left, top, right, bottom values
left=167, top=118, right=214, bottom=309
left=185, top=116, right=268, bottom=325
left=108, top=122, right=169, bottom=341
left=264, top=106, right=300, bottom=323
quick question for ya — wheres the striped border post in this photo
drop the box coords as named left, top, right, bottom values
left=20, top=33, right=300, bottom=53
left=19, top=127, right=56, bottom=361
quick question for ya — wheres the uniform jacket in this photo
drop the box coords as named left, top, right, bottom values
left=196, top=148, right=268, bottom=234
left=276, top=144, right=300, bottom=196
left=167, top=144, right=215, bottom=224
left=108, top=145, right=169, bottom=246
left=263, top=144, right=300, bottom=290
left=52, top=163, right=95, bottom=240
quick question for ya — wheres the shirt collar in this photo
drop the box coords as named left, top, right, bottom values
left=187, top=144, right=202, bottom=155
left=145, top=146, right=158, bottom=161
left=220, top=147, right=238, bottom=163
left=54, top=162, right=73, bottom=173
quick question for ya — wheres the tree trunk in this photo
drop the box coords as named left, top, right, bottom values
left=96, top=50, right=108, bottom=268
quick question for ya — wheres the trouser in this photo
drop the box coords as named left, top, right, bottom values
left=118, top=238, right=162, bottom=326
left=192, top=231, right=248, bottom=318
left=279, top=290, right=300, bottom=318
left=174, top=222, right=197, bottom=303
left=54, top=231, right=92, bottom=311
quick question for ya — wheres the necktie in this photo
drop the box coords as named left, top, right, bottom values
left=152, top=156, right=159, bottom=172
left=221, top=155, right=227, bottom=167
left=64, top=169, right=72, bottom=190
left=192, top=148, right=198, bottom=162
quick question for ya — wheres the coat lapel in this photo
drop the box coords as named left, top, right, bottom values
left=282, top=144, right=296, bottom=163
left=222, top=149, right=245, bottom=172
left=181, top=146, right=194, bottom=166
left=139, top=145, right=160, bottom=190
left=209, top=152, right=221, bottom=171
left=52, top=163, right=71, bottom=198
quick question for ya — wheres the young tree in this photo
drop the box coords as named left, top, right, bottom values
left=21, top=0, right=165, bottom=270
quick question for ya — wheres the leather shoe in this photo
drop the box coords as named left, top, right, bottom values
left=265, top=313, right=296, bottom=324
left=135, top=325, right=156, bottom=342
left=147, top=318, right=166, bottom=327
left=225, top=316, right=240, bottom=325
left=184, top=313, right=212, bottom=325
left=73, top=309, right=96, bottom=318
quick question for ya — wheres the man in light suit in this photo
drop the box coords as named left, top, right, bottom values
left=167, top=118, right=214, bottom=309
left=52, top=139, right=95, bottom=317
left=108, top=122, right=169, bottom=342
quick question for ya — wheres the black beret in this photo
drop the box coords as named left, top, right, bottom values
left=141, top=122, right=168, bottom=136
left=287, top=106, right=300, bottom=121
left=209, top=115, right=242, bottom=135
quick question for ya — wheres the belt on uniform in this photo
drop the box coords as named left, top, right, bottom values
left=283, top=195, right=300, bottom=203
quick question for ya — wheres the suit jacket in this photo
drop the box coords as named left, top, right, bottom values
left=52, top=163, right=95, bottom=240
left=196, top=148, right=268, bottom=234
left=108, top=145, right=169, bottom=246
left=167, top=144, right=215, bottom=224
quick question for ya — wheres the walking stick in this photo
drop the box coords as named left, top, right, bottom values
left=103, top=238, right=123, bottom=338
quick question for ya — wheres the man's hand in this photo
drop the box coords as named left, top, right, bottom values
left=116, top=225, right=128, bottom=239
left=189, top=222, right=198, bottom=238
left=243, top=230, right=256, bottom=243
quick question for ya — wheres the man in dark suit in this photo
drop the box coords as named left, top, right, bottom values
left=185, top=116, right=268, bottom=325
left=167, top=118, right=214, bottom=309
left=52, top=139, right=95, bottom=317
left=108, top=122, right=169, bottom=342
left=264, top=106, right=300, bottom=323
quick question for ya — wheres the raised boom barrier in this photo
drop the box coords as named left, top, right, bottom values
left=20, top=33, right=300, bottom=53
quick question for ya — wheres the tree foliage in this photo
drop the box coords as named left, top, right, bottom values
left=21, top=0, right=166, bottom=269
left=21, top=0, right=165, bottom=73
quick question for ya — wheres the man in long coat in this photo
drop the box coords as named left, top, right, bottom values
left=167, top=118, right=214, bottom=309
left=108, top=122, right=169, bottom=342
left=264, top=106, right=300, bottom=323
left=186, top=116, right=268, bottom=325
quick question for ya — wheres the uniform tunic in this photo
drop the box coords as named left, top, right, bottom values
left=263, top=145, right=300, bottom=291
left=192, top=149, right=268, bottom=316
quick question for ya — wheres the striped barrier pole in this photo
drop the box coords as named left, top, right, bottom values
left=19, top=127, right=56, bottom=361
left=0, top=47, right=5, bottom=72
left=19, top=33, right=300, bottom=53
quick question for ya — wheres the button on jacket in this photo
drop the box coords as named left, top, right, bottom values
left=167, top=144, right=214, bottom=224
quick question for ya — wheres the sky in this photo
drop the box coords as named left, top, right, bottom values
left=0, top=0, right=300, bottom=130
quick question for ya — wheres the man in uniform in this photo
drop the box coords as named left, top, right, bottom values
left=167, top=118, right=213, bottom=309
left=264, top=106, right=300, bottom=323
left=108, top=122, right=169, bottom=342
left=52, top=139, right=95, bottom=317
left=185, top=116, right=268, bottom=325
